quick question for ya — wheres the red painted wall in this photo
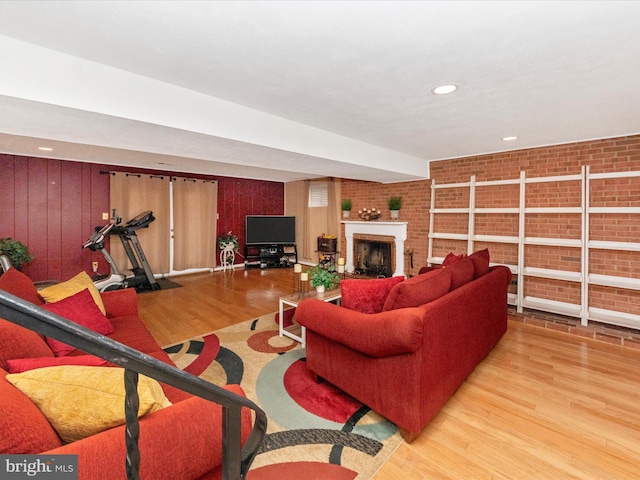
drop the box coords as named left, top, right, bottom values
left=0, top=154, right=284, bottom=282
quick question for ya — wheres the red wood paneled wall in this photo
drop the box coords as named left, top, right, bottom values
left=0, top=155, right=110, bottom=282
left=216, top=176, right=284, bottom=256
left=1, top=154, right=284, bottom=282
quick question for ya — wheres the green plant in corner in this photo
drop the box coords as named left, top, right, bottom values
left=388, top=196, right=403, bottom=211
left=308, top=264, right=340, bottom=291
left=0, top=238, right=35, bottom=270
left=341, top=199, right=352, bottom=211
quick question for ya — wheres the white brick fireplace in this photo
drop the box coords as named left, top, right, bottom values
left=342, top=221, right=408, bottom=277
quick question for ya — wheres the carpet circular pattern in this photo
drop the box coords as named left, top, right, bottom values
left=164, top=309, right=402, bottom=480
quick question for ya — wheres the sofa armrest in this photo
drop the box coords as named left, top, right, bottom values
left=100, top=288, right=138, bottom=318
left=296, top=299, right=424, bottom=357
left=44, top=384, right=251, bottom=479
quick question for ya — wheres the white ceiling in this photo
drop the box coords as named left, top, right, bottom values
left=0, top=1, right=639, bottom=183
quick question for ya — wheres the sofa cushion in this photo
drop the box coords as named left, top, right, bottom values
left=39, top=271, right=106, bottom=315
left=447, top=257, right=475, bottom=290
left=42, top=288, right=115, bottom=356
left=468, top=248, right=490, bottom=279
left=6, top=366, right=172, bottom=443
left=106, top=316, right=166, bottom=356
left=340, top=276, right=405, bottom=314
left=0, top=369, right=63, bottom=454
left=0, top=319, right=54, bottom=371
left=0, top=267, right=44, bottom=305
left=382, top=268, right=452, bottom=311
left=6, top=355, right=108, bottom=374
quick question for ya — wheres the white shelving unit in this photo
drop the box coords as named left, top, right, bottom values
left=584, top=167, right=640, bottom=329
left=428, top=166, right=640, bottom=329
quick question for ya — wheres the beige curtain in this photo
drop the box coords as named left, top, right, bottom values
left=326, top=177, right=340, bottom=237
left=285, top=179, right=342, bottom=264
left=284, top=181, right=308, bottom=261
left=110, top=172, right=171, bottom=275
left=172, top=178, right=218, bottom=270
left=303, top=180, right=311, bottom=259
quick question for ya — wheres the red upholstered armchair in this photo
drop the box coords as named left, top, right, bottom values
left=296, top=260, right=512, bottom=442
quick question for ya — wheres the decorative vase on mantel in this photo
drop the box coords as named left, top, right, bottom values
left=390, top=209, right=400, bottom=221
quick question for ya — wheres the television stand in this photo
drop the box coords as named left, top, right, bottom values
left=244, top=244, right=297, bottom=269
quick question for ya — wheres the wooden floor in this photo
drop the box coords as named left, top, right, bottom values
left=138, top=268, right=640, bottom=480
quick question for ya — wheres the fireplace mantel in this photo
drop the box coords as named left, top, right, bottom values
left=342, top=221, right=408, bottom=277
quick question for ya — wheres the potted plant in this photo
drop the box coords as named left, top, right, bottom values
left=341, top=199, right=352, bottom=219
left=217, top=231, right=239, bottom=269
left=308, top=264, right=340, bottom=293
left=388, top=196, right=403, bottom=220
left=0, top=238, right=34, bottom=271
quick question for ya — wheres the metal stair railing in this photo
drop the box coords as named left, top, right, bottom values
left=0, top=289, right=267, bottom=480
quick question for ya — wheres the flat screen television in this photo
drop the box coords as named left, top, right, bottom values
left=245, top=215, right=296, bottom=245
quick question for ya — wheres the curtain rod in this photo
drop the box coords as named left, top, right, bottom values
left=100, top=170, right=215, bottom=183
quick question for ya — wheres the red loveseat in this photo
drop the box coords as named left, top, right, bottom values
left=0, top=267, right=252, bottom=480
left=296, top=250, right=512, bottom=442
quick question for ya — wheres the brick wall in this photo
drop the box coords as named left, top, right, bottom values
left=341, top=134, right=640, bottom=321
left=341, top=180, right=431, bottom=277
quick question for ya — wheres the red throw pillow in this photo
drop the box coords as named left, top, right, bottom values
left=382, top=268, right=452, bottom=311
left=0, top=267, right=44, bottom=305
left=468, top=248, right=490, bottom=279
left=447, top=257, right=474, bottom=290
left=6, top=355, right=108, bottom=373
left=340, top=276, right=405, bottom=314
left=42, top=288, right=115, bottom=356
left=442, top=252, right=464, bottom=266
left=418, top=252, right=464, bottom=275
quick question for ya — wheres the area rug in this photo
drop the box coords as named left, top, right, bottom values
left=163, top=310, right=402, bottom=480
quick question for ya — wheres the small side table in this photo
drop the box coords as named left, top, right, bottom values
left=278, top=287, right=341, bottom=347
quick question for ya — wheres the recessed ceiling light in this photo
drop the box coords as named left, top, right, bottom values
left=502, top=136, right=518, bottom=141
left=38, top=147, right=53, bottom=151
left=432, top=84, right=458, bottom=95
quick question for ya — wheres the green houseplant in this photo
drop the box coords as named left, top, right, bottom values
left=341, top=199, right=352, bottom=219
left=308, top=265, right=340, bottom=293
left=388, top=196, right=403, bottom=210
left=0, top=238, right=34, bottom=270
left=388, top=196, right=403, bottom=220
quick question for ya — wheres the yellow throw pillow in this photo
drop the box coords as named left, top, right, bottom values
left=6, top=366, right=172, bottom=443
left=39, top=271, right=106, bottom=315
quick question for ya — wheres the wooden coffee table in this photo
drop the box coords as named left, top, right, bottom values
left=278, top=287, right=341, bottom=347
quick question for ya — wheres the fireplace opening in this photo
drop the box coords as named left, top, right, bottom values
left=353, top=239, right=393, bottom=277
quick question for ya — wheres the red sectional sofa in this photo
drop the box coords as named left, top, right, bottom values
left=0, top=267, right=252, bottom=480
left=296, top=250, right=512, bottom=442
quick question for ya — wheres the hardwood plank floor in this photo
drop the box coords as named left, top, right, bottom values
left=138, top=268, right=640, bottom=479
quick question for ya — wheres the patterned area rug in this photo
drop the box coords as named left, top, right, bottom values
left=163, top=310, right=402, bottom=480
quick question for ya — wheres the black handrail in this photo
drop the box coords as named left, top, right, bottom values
left=0, top=289, right=267, bottom=480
